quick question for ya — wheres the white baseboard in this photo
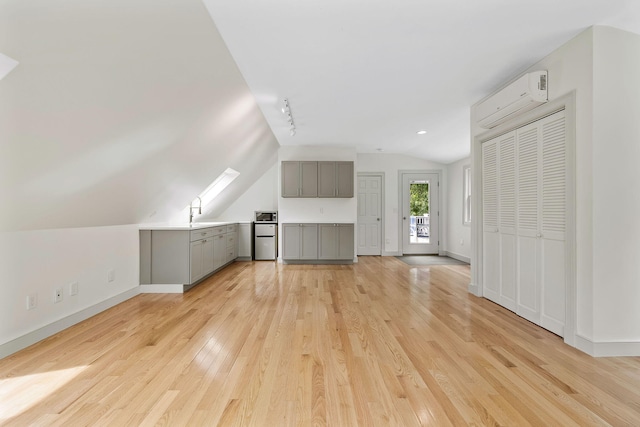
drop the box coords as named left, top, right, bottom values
left=0, top=287, right=140, bottom=359
left=445, top=251, right=470, bottom=264
left=383, top=251, right=402, bottom=257
left=140, top=284, right=184, bottom=294
left=574, top=334, right=640, bottom=357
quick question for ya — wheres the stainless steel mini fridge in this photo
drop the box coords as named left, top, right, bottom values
left=254, top=223, right=277, bottom=260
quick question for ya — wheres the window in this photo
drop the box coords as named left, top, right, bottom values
left=463, top=165, right=471, bottom=226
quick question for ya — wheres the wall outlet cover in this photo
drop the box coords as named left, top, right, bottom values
left=54, top=288, right=63, bottom=303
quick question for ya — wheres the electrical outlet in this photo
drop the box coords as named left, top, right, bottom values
left=70, top=282, right=79, bottom=296
left=54, top=288, right=63, bottom=303
left=107, top=269, right=115, bottom=283
left=26, top=293, right=37, bottom=310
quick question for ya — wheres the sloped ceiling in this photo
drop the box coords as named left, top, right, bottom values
left=0, top=0, right=280, bottom=231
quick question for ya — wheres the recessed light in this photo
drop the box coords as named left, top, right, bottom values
left=417, top=130, right=427, bottom=135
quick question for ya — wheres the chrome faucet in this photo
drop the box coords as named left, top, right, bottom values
left=189, top=197, right=202, bottom=224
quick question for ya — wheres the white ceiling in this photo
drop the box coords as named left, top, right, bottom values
left=204, top=0, right=640, bottom=164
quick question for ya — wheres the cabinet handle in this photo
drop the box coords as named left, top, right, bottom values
left=377, top=218, right=380, bottom=221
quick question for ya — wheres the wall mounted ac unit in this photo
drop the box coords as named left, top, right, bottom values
left=477, top=71, right=548, bottom=129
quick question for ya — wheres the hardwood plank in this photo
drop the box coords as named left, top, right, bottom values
left=1, top=257, right=640, bottom=425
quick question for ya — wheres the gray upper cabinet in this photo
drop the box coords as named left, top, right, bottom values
left=281, top=161, right=318, bottom=198
left=318, top=162, right=336, bottom=197
left=282, top=161, right=353, bottom=198
left=336, top=162, right=354, bottom=198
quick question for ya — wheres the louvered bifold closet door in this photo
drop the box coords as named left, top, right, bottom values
left=482, top=139, right=500, bottom=304
left=516, top=121, right=542, bottom=324
left=539, top=111, right=566, bottom=336
left=498, top=133, right=517, bottom=311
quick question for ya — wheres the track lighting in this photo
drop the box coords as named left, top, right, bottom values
left=282, top=98, right=296, bottom=136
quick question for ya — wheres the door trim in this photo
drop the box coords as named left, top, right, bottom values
left=398, top=169, right=443, bottom=256
left=471, top=91, right=576, bottom=349
left=357, top=172, right=385, bottom=256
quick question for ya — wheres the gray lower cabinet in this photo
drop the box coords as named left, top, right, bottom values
left=140, top=224, right=238, bottom=286
left=318, top=223, right=354, bottom=260
left=237, top=223, right=252, bottom=259
left=282, top=223, right=353, bottom=262
left=213, top=233, right=226, bottom=271
left=282, top=223, right=318, bottom=260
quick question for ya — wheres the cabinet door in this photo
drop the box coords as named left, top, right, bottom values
left=238, top=223, right=252, bottom=258
left=282, top=224, right=301, bottom=260
left=337, top=224, right=354, bottom=260
left=282, top=161, right=300, bottom=197
left=318, top=162, right=336, bottom=197
left=318, top=224, right=338, bottom=259
left=202, top=239, right=214, bottom=276
left=213, top=234, right=226, bottom=269
left=336, top=162, right=354, bottom=198
left=300, top=162, right=318, bottom=197
left=300, top=224, right=318, bottom=259
left=190, top=240, right=204, bottom=283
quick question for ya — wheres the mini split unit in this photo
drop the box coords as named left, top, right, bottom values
left=477, top=71, right=548, bottom=129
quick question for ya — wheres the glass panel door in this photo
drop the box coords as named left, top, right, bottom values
left=402, top=172, right=439, bottom=254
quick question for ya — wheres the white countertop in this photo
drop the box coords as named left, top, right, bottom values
left=139, top=221, right=250, bottom=231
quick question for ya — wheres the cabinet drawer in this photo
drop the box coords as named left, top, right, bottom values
left=226, top=249, right=236, bottom=263
left=212, top=226, right=226, bottom=236
left=226, top=233, right=236, bottom=248
left=190, top=228, right=214, bottom=242
left=226, top=224, right=237, bottom=233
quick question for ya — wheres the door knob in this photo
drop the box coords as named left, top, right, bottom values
left=377, top=218, right=380, bottom=221
left=403, top=217, right=407, bottom=220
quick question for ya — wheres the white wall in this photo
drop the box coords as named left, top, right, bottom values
left=591, top=27, right=640, bottom=343
left=211, top=163, right=279, bottom=222
left=0, top=225, right=139, bottom=357
left=446, top=157, right=471, bottom=262
left=357, top=153, right=446, bottom=255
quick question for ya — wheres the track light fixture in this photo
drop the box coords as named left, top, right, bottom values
left=282, top=98, right=296, bottom=136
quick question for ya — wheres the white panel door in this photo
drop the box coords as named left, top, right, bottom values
left=540, top=111, right=566, bottom=336
left=498, top=132, right=517, bottom=311
left=357, top=175, right=382, bottom=255
left=516, top=122, right=541, bottom=324
left=482, top=140, right=500, bottom=304
left=482, top=110, right=567, bottom=337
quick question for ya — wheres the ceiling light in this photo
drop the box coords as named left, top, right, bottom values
left=417, top=130, right=427, bottom=135
left=282, top=98, right=296, bottom=136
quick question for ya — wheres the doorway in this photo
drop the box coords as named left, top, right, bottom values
left=357, top=174, right=383, bottom=255
left=401, top=172, right=439, bottom=254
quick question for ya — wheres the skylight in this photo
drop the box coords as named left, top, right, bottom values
left=194, top=167, right=240, bottom=208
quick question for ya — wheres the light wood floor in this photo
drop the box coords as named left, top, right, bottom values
left=1, top=257, right=640, bottom=426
